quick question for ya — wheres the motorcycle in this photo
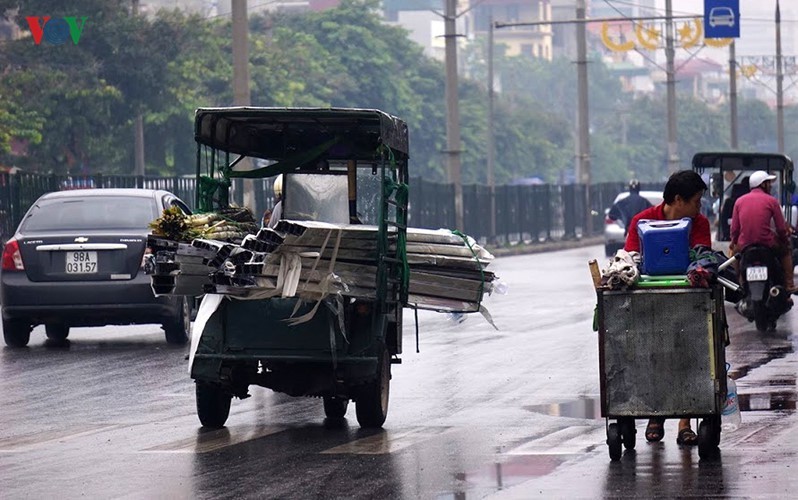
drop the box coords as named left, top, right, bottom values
left=732, top=245, right=792, bottom=332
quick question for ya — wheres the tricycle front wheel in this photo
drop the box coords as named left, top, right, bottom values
left=355, top=346, right=390, bottom=428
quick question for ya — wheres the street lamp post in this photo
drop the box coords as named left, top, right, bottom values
left=576, top=0, right=592, bottom=235
left=487, top=17, right=496, bottom=242
left=665, top=0, right=679, bottom=173
left=776, top=0, right=785, bottom=153
left=444, top=0, right=464, bottom=231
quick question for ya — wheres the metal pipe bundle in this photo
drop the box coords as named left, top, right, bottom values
left=147, top=221, right=496, bottom=312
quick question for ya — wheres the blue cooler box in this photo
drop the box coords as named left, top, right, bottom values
left=637, top=218, right=692, bottom=275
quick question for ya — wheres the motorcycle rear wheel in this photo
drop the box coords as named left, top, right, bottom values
left=753, top=303, right=770, bottom=332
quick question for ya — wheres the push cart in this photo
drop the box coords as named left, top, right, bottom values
left=597, top=283, right=727, bottom=460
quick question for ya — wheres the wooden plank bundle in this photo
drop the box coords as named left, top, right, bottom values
left=146, top=220, right=496, bottom=312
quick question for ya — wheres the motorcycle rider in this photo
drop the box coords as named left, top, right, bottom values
left=730, top=170, right=796, bottom=295
left=608, top=179, right=652, bottom=236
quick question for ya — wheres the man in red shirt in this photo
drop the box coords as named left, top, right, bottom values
left=625, top=170, right=711, bottom=253
left=624, top=170, right=710, bottom=447
left=730, top=170, right=795, bottom=293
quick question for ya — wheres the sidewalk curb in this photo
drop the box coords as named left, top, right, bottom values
left=486, top=236, right=603, bottom=258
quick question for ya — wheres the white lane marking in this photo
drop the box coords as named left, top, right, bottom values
left=504, top=425, right=599, bottom=455
left=320, top=426, right=451, bottom=455
left=141, top=425, right=286, bottom=453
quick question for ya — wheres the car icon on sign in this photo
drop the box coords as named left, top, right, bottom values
left=709, top=6, right=735, bottom=28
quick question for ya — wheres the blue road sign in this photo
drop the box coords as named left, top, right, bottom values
left=704, top=0, right=740, bottom=38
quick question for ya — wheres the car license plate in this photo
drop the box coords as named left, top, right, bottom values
left=746, top=266, right=768, bottom=282
left=65, top=251, right=98, bottom=274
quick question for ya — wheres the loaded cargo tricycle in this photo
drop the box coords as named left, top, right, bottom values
left=184, top=108, right=409, bottom=429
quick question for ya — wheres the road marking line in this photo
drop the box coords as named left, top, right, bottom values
left=504, top=425, right=598, bottom=455
left=141, top=425, right=286, bottom=453
left=320, top=426, right=451, bottom=455
left=0, top=424, right=121, bottom=452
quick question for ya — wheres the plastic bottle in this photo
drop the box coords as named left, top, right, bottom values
left=722, top=364, right=742, bottom=432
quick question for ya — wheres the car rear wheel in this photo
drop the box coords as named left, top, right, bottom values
left=163, top=297, right=190, bottom=345
left=45, top=324, right=70, bottom=342
left=2, top=318, right=31, bottom=348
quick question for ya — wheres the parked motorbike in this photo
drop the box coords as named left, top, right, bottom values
left=732, top=245, right=792, bottom=332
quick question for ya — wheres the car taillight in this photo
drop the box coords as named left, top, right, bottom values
left=1, top=239, right=24, bottom=271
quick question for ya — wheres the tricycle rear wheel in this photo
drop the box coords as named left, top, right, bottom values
left=323, top=397, right=349, bottom=419
left=196, top=381, right=232, bottom=428
left=355, top=346, right=390, bottom=428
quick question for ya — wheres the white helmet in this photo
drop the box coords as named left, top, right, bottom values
left=748, top=170, right=776, bottom=189
left=273, top=174, right=283, bottom=198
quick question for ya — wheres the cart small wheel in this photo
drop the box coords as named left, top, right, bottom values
left=607, top=423, right=622, bottom=461
left=698, top=419, right=718, bottom=458
left=619, top=418, right=636, bottom=450
left=710, top=416, right=722, bottom=447
left=323, top=396, right=349, bottom=419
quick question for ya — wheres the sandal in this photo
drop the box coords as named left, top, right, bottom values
left=645, top=418, right=665, bottom=442
left=676, top=427, right=698, bottom=446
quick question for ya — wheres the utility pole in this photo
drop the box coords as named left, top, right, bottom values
left=487, top=17, right=496, bottom=242
left=665, top=0, right=679, bottom=173
left=576, top=0, right=592, bottom=235
left=444, top=0, right=463, bottom=231
left=231, top=0, right=254, bottom=208
left=729, top=41, right=738, bottom=149
left=132, top=0, right=145, bottom=179
left=776, top=0, right=785, bottom=153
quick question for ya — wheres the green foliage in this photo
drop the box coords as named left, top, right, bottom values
left=0, top=86, right=44, bottom=155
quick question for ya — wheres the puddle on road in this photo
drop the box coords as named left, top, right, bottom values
left=739, top=391, right=797, bottom=411
left=729, top=345, right=794, bottom=380
left=524, top=398, right=602, bottom=420
left=438, top=455, right=568, bottom=499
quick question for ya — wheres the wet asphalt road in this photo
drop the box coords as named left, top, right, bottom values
left=1, top=245, right=796, bottom=499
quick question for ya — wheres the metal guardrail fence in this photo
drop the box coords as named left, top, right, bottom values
left=0, top=171, right=659, bottom=246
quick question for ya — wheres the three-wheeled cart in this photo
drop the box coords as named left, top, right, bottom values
left=188, top=107, right=409, bottom=429
left=597, top=283, right=727, bottom=460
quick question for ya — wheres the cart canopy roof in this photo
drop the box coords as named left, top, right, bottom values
left=194, top=107, right=409, bottom=162
left=692, top=152, right=794, bottom=175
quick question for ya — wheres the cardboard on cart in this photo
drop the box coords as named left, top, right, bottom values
left=637, top=218, right=691, bottom=275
